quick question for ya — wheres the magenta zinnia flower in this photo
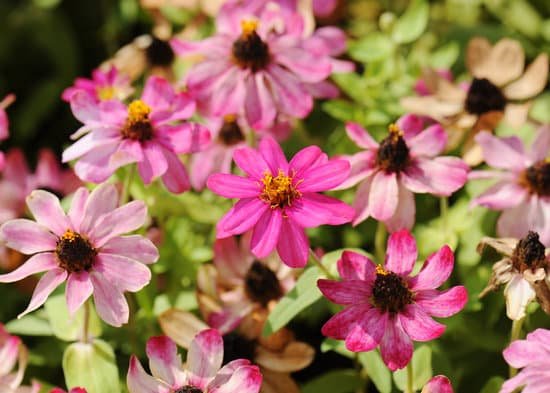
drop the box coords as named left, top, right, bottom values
left=127, top=329, right=262, bottom=393
left=501, top=328, right=550, bottom=393
left=318, top=230, right=468, bottom=370
left=50, top=388, right=87, bottom=393
left=338, top=115, right=469, bottom=230
left=470, top=126, right=550, bottom=244
left=62, top=66, right=133, bottom=103
left=422, top=376, right=454, bottom=393
left=207, top=137, right=354, bottom=267
left=0, top=183, right=158, bottom=327
left=62, top=75, right=210, bottom=193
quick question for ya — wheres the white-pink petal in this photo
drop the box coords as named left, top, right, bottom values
left=0, top=252, right=57, bottom=283
left=186, top=329, right=224, bottom=390
left=0, top=219, right=57, bottom=255
left=90, top=272, right=129, bottom=327
left=145, top=336, right=186, bottom=388
left=65, top=271, right=94, bottom=315
left=26, top=190, right=71, bottom=236
left=18, top=268, right=67, bottom=318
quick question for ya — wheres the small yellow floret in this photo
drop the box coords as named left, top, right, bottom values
left=241, top=19, right=259, bottom=37
left=260, top=169, right=300, bottom=208
left=223, top=114, right=237, bottom=123
left=388, top=124, right=404, bottom=141
left=375, top=264, right=389, bottom=276
left=97, top=86, right=115, bottom=101
left=60, top=229, right=78, bottom=242
left=127, top=100, right=151, bottom=124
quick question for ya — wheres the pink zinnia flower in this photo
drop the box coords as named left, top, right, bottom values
left=62, top=76, right=210, bottom=193
left=470, top=126, right=550, bottom=244
left=338, top=115, right=469, bottom=230
left=0, top=94, right=15, bottom=172
left=127, top=329, right=262, bottom=393
left=501, top=328, right=550, bottom=393
left=62, top=66, right=133, bottom=103
left=0, top=183, right=159, bottom=327
left=318, top=230, right=468, bottom=370
left=207, top=137, right=354, bottom=267
left=421, top=376, right=453, bottom=393
left=0, top=324, right=27, bottom=391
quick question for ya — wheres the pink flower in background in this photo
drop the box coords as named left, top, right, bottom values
left=50, top=388, right=87, bottom=393
left=422, top=376, right=454, bottom=393
left=414, top=69, right=454, bottom=96
left=470, top=126, right=550, bottom=244
left=501, top=328, right=550, bottom=393
left=62, top=66, right=133, bottom=103
left=0, top=323, right=27, bottom=391
left=0, top=183, right=158, bottom=327
left=313, top=0, right=338, bottom=17
left=338, top=115, right=469, bottom=231
left=318, top=230, right=467, bottom=370
left=63, top=75, right=210, bottom=193
left=207, top=137, right=354, bottom=267
left=0, top=94, right=15, bottom=173
left=127, top=329, right=262, bottom=393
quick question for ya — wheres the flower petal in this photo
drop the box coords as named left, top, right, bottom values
left=321, top=304, right=372, bottom=340
left=251, top=209, right=282, bottom=259
left=216, top=198, right=268, bottom=238
left=245, top=74, right=276, bottom=130
left=503, top=339, right=548, bottom=369
left=161, top=150, right=191, bottom=194
left=401, top=157, right=468, bottom=196
left=127, top=356, right=171, bottom=393
left=0, top=252, right=57, bottom=283
left=422, top=376, right=454, bottom=393
left=145, top=336, right=186, bottom=388
left=287, top=193, right=355, bottom=227
left=369, top=171, right=398, bottom=221
left=187, top=329, right=224, bottom=390
left=334, top=152, right=377, bottom=190
left=276, top=218, right=309, bottom=268
left=207, top=174, right=260, bottom=199
left=475, top=131, right=527, bottom=171
left=318, top=279, right=372, bottom=305
left=379, top=317, right=413, bottom=371
left=26, top=190, right=71, bottom=236
left=351, top=177, right=373, bottom=226
left=345, top=122, right=378, bottom=149
left=504, top=274, right=536, bottom=320
left=66, top=271, right=93, bottom=315
left=80, top=183, right=119, bottom=235
left=207, top=364, right=262, bottom=393
left=68, top=187, right=90, bottom=231
left=503, top=53, right=548, bottom=100
left=345, top=307, right=388, bottom=352
left=298, top=159, right=351, bottom=192
left=94, top=253, right=151, bottom=292
left=233, top=147, right=270, bottom=180
left=471, top=181, right=527, bottom=210
left=337, top=251, right=376, bottom=282
left=383, top=185, right=415, bottom=232
left=18, top=268, right=67, bottom=318
left=385, top=229, right=417, bottom=276
left=0, top=219, right=57, bottom=254
left=414, top=287, right=468, bottom=317
left=101, top=235, right=159, bottom=264
left=90, top=272, right=129, bottom=327
left=90, top=200, right=147, bottom=247
left=259, top=136, right=288, bottom=175
left=288, top=145, right=324, bottom=178
left=399, top=304, right=445, bottom=341
left=137, top=142, right=168, bottom=184
left=409, top=245, right=454, bottom=291
left=529, top=125, right=550, bottom=163
left=407, top=124, right=447, bottom=157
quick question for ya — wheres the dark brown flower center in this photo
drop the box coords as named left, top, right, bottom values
left=222, top=332, right=256, bottom=365
left=512, top=231, right=547, bottom=273
left=244, top=261, right=283, bottom=306
left=218, top=115, right=245, bottom=146
left=519, top=160, right=550, bottom=196
left=55, top=230, right=97, bottom=273
left=371, top=265, right=413, bottom=313
left=260, top=170, right=301, bottom=208
left=146, top=37, right=175, bottom=67
left=174, top=386, right=203, bottom=393
left=465, top=78, right=507, bottom=115
left=232, top=20, right=270, bottom=72
left=376, top=124, right=410, bottom=173
left=121, top=100, right=154, bottom=141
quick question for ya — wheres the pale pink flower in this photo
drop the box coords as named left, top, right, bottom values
left=501, top=328, right=550, bottom=393
left=0, top=94, right=15, bottom=173
left=0, top=183, right=159, bottom=327
left=0, top=324, right=27, bottom=392
left=62, top=76, right=210, bottom=193
left=338, top=115, right=469, bottom=231
left=318, top=230, right=468, bottom=370
left=127, top=329, right=262, bottom=393
left=470, top=126, right=550, bottom=244
left=207, top=136, right=354, bottom=268
left=62, top=66, right=133, bottom=103
left=421, top=376, right=454, bottom=393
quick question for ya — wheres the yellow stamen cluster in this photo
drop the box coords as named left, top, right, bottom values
left=260, top=170, right=301, bottom=209
left=223, top=114, right=237, bottom=123
left=121, top=100, right=154, bottom=141
left=97, top=86, right=115, bottom=101
left=388, top=124, right=403, bottom=140
left=375, top=264, right=389, bottom=276
left=60, top=229, right=79, bottom=242
left=127, top=100, right=151, bottom=124
left=241, top=19, right=259, bottom=37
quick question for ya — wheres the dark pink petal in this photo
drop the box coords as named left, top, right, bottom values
left=209, top=72, right=245, bottom=117
left=385, top=229, right=417, bottom=276
left=409, top=245, right=454, bottom=291
left=251, top=209, right=282, bottom=258
left=187, top=329, right=224, bottom=390
left=145, top=336, right=186, bottom=387
left=399, top=304, right=445, bottom=341
left=471, top=181, right=527, bottom=209
left=66, top=271, right=93, bottom=315
left=276, top=218, right=309, bottom=268
left=423, top=376, right=454, bottom=393
left=337, top=251, right=376, bottom=282
left=68, top=187, right=90, bottom=231
left=245, top=74, right=276, bottom=130
left=503, top=339, right=547, bottom=369
left=407, top=124, right=447, bottom=157
left=19, top=268, right=67, bottom=318
left=379, top=317, right=413, bottom=371
left=101, top=235, right=159, bottom=264
left=207, top=360, right=252, bottom=390
left=90, top=200, right=147, bottom=247
left=208, top=365, right=262, bottom=393
left=369, top=171, right=398, bottom=221
left=141, top=76, right=174, bottom=110
left=321, top=304, right=372, bottom=340
left=383, top=185, right=415, bottom=232
left=127, top=356, right=170, bottom=393
left=334, top=152, right=377, bottom=190
left=0, top=219, right=57, bottom=254
left=287, top=194, right=355, bottom=227
left=0, top=252, right=57, bottom=283
left=161, top=150, right=191, bottom=194
left=216, top=198, right=268, bottom=238
left=137, top=142, right=168, bottom=184
left=345, top=122, right=378, bottom=149
left=352, top=177, right=373, bottom=226
left=402, top=157, right=468, bottom=196
left=90, top=272, right=129, bottom=327
left=345, top=308, right=388, bottom=352
left=298, top=159, right=351, bottom=192
left=397, top=114, right=424, bottom=139
left=414, top=287, right=468, bottom=317
left=288, top=145, right=323, bottom=178
left=475, top=131, right=528, bottom=171
left=208, top=303, right=254, bottom=334
left=26, top=190, right=71, bottom=236
left=80, top=183, right=119, bottom=235
left=317, top=279, right=372, bottom=305
left=94, top=253, right=151, bottom=292
left=259, top=136, right=288, bottom=175
left=233, top=146, right=270, bottom=180
left=207, top=174, right=260, bottom=199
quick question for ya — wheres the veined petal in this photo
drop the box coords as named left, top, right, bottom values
left=407, top=124, right=447, bottom=157
left=259, top=136, right=288, bottom=175
left=187, top=329, right=224, bottom=390
left=399, top=304, right=445, bottom=341
left=207, top=365, right=262, bottom=393
left=422, top=376, right=454, bottom=393
left=245, top=73, right=276, bottom=130
left=385, top=229, right=417, bottom=276
left=345, top=122, right=378, bottom=149
left=345, top=308, right=388, bottom=352
left=287, top=194, right=355, bottom=227
left=379, top=317, right=413, bottom=371
left=402, top=157, right=468, bottom=196
left=0, top=252, right=57, bottom=283
left=233, top=146, right=270, bottom=180
left=90, top=200, right=147, bottom=247
left=337, top=251, right=376, bottom=282
left=369, top=171, right=398, bottom=221
left=18, top=268, right=67, bottom=318
left=80, top=183, right=119, bottom=235
left=145, top=336, right=186, bottom=388
left=471, top=181, right=527, bottom=209
left=504, top=274, right=536, bottom=320
left=298, top=159, right=351, bottom=192
left=0, top=219, right=57, bottom=254
left=276, top=218, right=309, bottom=268
left=251, top=209, right=282, bottom=259
left=68, top=187, right=90, bottom=231
left=216, top=198, right=268, bottom=238
left=137, top=141, right=168, bottom=184
left=94, top=253, right=151, bottom=292
left=101, top=235, right=159, bottom=264
left=475, top=132, right=527, bottom=171
left=409, top=245, right=454, bottom=291
left=414, top=287, right=468, bottom=317
left=383, top=185, right=415, bottom=232
left=288, top=145, right=323, bottom=178
left=317, top=279, right=372, bottom=305
left=66, top=271, right=94, bottom=316
left=26, top=190, right=71, bottom=237
left=321, top=304, right=372, bottom=340
left=333, top=152, right=376, bottom=190
left=207, top=174, right=260, bottom=198
left=161, top=150, right=191, bottom=194
left=90, top=272, right=129, bottom=327
left=127, top=356, right=171, bottom=393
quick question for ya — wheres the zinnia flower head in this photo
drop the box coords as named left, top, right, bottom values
left=61, top=66, right=133, bottom=103
left=421, top=376, right=453, bottom=393
left=0, top=183, right=159, bottom=327
left=207, top=136, right=354, bottom=267
left=338, top=115, right=469, bottom=230
left=62, top=75, right=210, bottom=193
left=478, top=232, right=550, bottom=320
left=318, top=230, right=468, bottom=370
left=470, top=126, right=550, bottom=244
left=127, top=329, right=262, bottom=393
left=501, top=328, right=550, bottom=393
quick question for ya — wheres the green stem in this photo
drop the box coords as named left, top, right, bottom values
left=354, top=353, right=368, bottom=393
left=120, top=165, right=136, bottom=205
left=509, top=318, right=525, bottom=377
left=309, top=249, right=334, bottom=279
left=375, top=221, right=387, bottom=264
left=440, top=197, right=449, bottom=241
left=82, top=300, right=91, bottom=343
left=406, top=361, right=414, bottom=393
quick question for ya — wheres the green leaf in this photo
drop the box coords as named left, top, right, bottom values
left=263, top=266, right=322, bottom=336
left=349, top=32, right=395, bottom=62
left=45, top=295, right=102, bottom=342
left=480, top=376, right=504, bottom=393
left=62, top=339, right=120, bottom=393
left=322, top=100, right=364, bottom=123
left=391, top=0, right=429, bottom=44
left=302, top=370, right=363, bottom=393
left=393, top=345, right=432, bottom=391
left=429, top=42, right=460, bottom=68
left=5, top=313, right=53, bottom=336
left=359, top=351, right=392, bottom=393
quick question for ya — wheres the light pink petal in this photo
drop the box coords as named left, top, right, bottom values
left=409, top=245, right=454, bottom=291
left=161, top=150, right=191, bottom=194
left=529, top=125, right=550, bottom=162
left=208, top=302, right=254, bottom=334
left=26, top=190, right=71, bottom=236
left=90, top=200, right=147, bottom=247
left=345, top=307, right=388, bottom=352
left=499, top=368, right=536, bottom=393
left=80, top=183, right=118, bottom=234
left=18, top=268, right=67, bottom=318
left=379, top=317, right=413, bottom=371
left=94, top=253, right=151, bottom=292
left=275, top=48, right=331, bottom=83
left=526, top=328, right=550, bottom=348
left=233, top=146, right=270, bottom=180
left=245, top=74, right=276, bottom=130
left=345, top=122, right=379, bottom=149
left=385, top=229, right=417, bottom=276
left=216, top=198, right=268, bottom=238
left=383, top=185, right=415, bottom=232
left=137, top=142, right=168, bottom=184
left=402, top=157, right=468, bottom=196
left=399, top=304, right=445, bottom=341
left=251, top=209, right=282, bottom=259
left=101, top=235, right=159, bottom=264
left=423, top=376, right=454, bottom=393
left=334, top=152, right=377, bottom=190
left=207, top=364, right=262, bottom=393
left=475, top=131, right=528, bottom=171
left=369, top=171, right=398, bottom=221
left=351, top=177, right=373, bottom=226
left=0, top=219, right=57, bottom=254
left=187, top=329, right=224, bottom=390
left=317, top=279, right=372, bottom=305
left=145, top=336, right=186, bottom=387
left=298, top=159, right=351, bottom=192
left=108, top=139, right=143, bottom=171
left=127, top=356, right=171, bottom=393
left=90, top=272, right=129, bottom=327
left=414, top=287, right=468, bottom=317
left=276, top=218, right=309, bottom=268
left=65, top=271, right=94, bottom=315
left=287, top=193, right=355, bottom=227
left=141, top=76, right=174, bottom=109
left=0, top=335, right=21, bottom=376
left=165, top=123, right=211, bottom=154
left=503, top=340, right=548, bottom=369
left=68, top=187, right=90, bottom=231
left=209, top=72, right=246, bottom=117
left=207, top=174, right=260, bottom=198
left=258, top=136, right=288, bottom=175
left=397, top=114, right=424, bottom=139
left=321, top=304, right=373, bottom=340
left=267, top=65, right=313, bottom=119
left=337, top=251, right=376, bottom=282
left=34, top=149, right=62, bottom=189
left=0, top=252, right=57, bottom=283
left=496, top=202, right=531, bottom=240
left=69, top=92, right=103, bottom=124
left=213, top=237, right=250, bottom=281
left=471, top=181, right=527, bottom=209
left=407, top=124, right=447, bottom=157
left=288, top=145, right=323, bottom=178
left=73, top=144, right=118, bottom=183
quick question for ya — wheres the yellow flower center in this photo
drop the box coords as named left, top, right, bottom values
left=241, top=19, right=259, bottom=37
left=121, top=100, right=154, bottom=141
left=260, top=170, right=301, bottom=208
left=96, top=86, right=115, bottom=101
